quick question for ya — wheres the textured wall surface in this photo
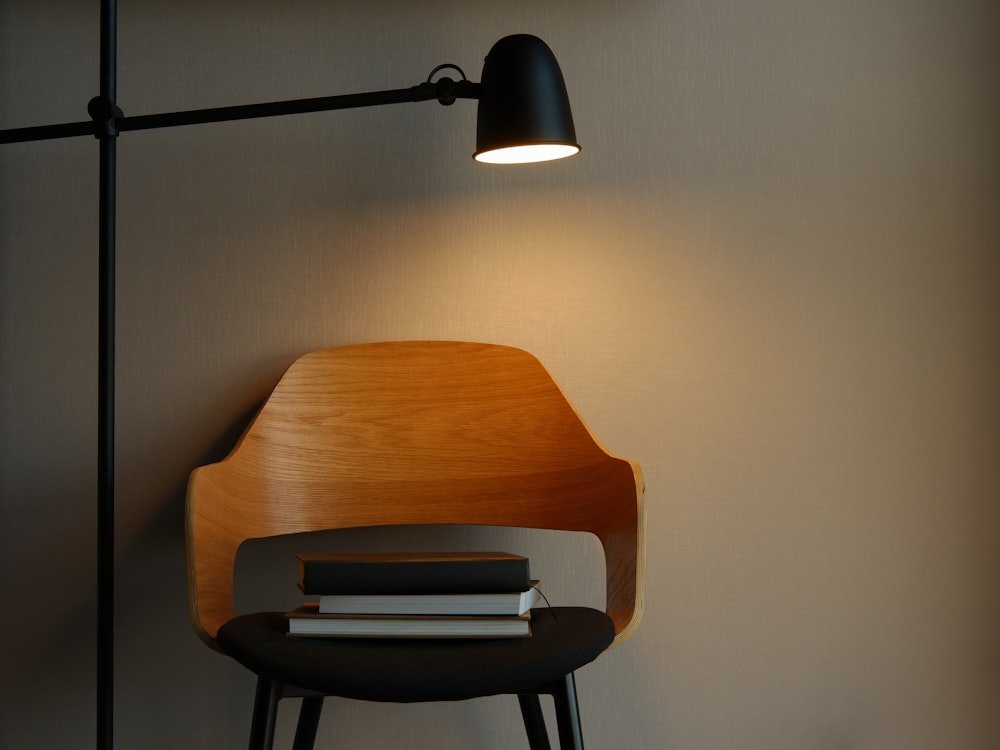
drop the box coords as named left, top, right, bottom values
left=2, top=1, right=999, bottom=748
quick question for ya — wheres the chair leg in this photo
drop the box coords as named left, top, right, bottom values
left=551, top=673, right=585, bottom=750
left=518, top=694, right=553, bottom=750
left=248, top=676, right=282, bottom=750
left=291, top=696, right=325, bottom=750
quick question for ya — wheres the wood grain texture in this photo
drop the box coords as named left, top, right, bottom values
left=186, top=341, right=645, bottom=648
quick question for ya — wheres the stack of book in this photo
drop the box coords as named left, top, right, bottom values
left=285, top=551, right=539, bottom=639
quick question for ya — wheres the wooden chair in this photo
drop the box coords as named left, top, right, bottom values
left=186, top=341, right=645, bottom=749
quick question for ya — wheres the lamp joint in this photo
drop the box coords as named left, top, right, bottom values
left=88, top=96, right=124, bottom=138
left=426, top=63, right=470, bottom=106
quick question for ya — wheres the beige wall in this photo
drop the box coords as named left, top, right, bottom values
left=2, top=1, right=998, bottom=748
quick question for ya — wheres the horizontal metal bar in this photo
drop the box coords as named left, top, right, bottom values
left=0, top=79, right=481, bottom=145
left=0, top=119, right=98, bottom=143
left=118, top=83, right=440, bottom=133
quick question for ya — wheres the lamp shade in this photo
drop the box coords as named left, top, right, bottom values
left=474, top=35, right=580, bottom=164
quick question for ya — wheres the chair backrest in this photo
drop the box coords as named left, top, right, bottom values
left=186, top=341, right=645, bottom=648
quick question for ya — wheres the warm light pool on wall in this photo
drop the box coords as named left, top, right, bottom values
left=0, top=3, right=580, bottom=749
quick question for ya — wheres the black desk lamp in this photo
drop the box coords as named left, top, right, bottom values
left=0, top=2, right=580, bottom=748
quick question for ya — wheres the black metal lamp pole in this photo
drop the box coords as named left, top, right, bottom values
left=96, top=2, right=118, bottom=748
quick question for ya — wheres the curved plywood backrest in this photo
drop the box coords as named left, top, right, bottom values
left=187, top=341, right=644, bottom=647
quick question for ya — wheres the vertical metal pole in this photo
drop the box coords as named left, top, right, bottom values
left=97, top=0, right=117, bottom=749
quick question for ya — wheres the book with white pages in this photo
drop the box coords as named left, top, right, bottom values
left=286, top=606, right=532, bottom=639
left=316, top=581, right=542, bottom=616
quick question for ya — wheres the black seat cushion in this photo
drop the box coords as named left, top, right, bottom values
left=217, top=607, right=614, bottom=703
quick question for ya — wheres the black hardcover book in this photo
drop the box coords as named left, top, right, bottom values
left=297, top=551, right=531, bottom=595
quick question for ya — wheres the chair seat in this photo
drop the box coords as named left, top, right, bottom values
left=217, top=607, right=614, bottom=703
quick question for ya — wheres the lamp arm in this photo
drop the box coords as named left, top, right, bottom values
left=0, top=77, right=483, bottom=145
